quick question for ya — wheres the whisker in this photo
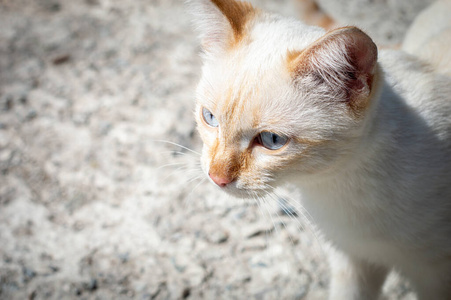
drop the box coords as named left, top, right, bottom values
left=274, top=190, right=315, bottom=225
left=268, top=186, right=325, bottom=253
left=157, top=162, right=191, bottom=170
left=161, top=166, right=202, bottom=183
left=263, top=183, right=311, bottom=221
left=183, top=177, right=207, bottom=208
left=264, top=193, right=298, bottom=246
left=267, top=192, right=306, bottom=233
left=151, top=139, right=201, bottom=156
left=158, top=150, right=198, bottom=157
left=186, top=173, right=205, bottom=185
left=251, top=192, right=272, bottom=248
left=259, top=194, right=279, bottom=237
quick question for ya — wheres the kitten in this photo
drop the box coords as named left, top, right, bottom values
left=188, top=0, right=451, bottom=299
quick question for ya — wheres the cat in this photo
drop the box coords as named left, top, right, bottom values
left=188, top=0, right=451, bottom=299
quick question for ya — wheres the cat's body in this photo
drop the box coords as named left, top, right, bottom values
left=300, top=56, right=451, bottom=298
left=189, top=0, right=451, bottom=298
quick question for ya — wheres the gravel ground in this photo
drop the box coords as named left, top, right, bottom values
left=0, top=0, right=431, bottom=299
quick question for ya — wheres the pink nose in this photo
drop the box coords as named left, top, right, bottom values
left=209, top=173, right=232, bottom=187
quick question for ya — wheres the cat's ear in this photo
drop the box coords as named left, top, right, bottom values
left=288, top=27, right=378, bottom=114
left=187, top=0, right=257, bottom=54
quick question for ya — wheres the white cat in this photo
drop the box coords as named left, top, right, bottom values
left=188, top=0, right=451, bottom=298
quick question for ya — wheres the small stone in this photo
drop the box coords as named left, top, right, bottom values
left=72, top=221, right=85, bottom=231
left=278, top=197, right=298, bottom=216
left=49, top=265, right=59, bottom=273
left=85, top=0, right=99, bottom=5
left=52, top=54, right=70, bottom=65
left=238, top=238, right=267, bottom=253
left=2, top=95, right=13, bottom=111
left=28, top=290, right=36, bottom=300
left=85, top=278, right=97, bottom=291
left=229, top=267, right=251, bottom=284
left=242, top=222, right=274, bottom=238
left=294, top=286, right=308, bottom=300
left=171, top=256, right=186, bottom=273
left=207, top=230, right=229, bottom=244
left=46, top=2, right=61, bottom=12
left=22, top=267, right=36, bottom=281
left=19, top=92, right=27, bottom=104
left=118, top=252, right=130, bottom=263
left=97, top=121, right=112, bottom=136
left=182, top=287, right=190, bottom=299
left=26, top=109, right=37, bottom=120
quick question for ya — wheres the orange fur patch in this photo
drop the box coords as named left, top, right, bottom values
left=208, top=135, right=254, bottom=182
left=286, top=49, right=304, bottom=74
left=222, top=87, right=242, bottom=127
left=210, top=0, right=257, bottom=44
left=209, top=145, right=239, bottom=182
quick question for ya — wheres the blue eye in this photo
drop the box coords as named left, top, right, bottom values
left=202, top=107, right=219, bottom=127
left=258, top=131, right=288, bottom=150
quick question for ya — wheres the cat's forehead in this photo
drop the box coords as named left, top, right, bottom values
left=197, top=64, right=298, bottom=140
left=198, top=16, right=325, bottom=99
left=196, top=15, right=327, bottom=134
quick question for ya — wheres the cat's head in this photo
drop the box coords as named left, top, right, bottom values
left=189, top=0, right=379, bottom=197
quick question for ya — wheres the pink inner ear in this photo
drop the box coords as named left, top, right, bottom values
left=343, top=34, right=378, bottom=104
left=322, top=27, right=378, bottom=83
left=345, top=28, right=378, bottom=83
left=294, top=27, right=377, bottom=79
left=288, top=27, right=378, bottom=114
left=290, top=27, right=378, bottom=102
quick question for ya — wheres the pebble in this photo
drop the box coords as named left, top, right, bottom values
left=206, top=229, right=229, bottom=244
left=85, top=278, right=97, bottom=291
left=238, top=238, right=267, bottom=253
left=26, top=109, right=37, bottom=121
left=242, top=222, right=274, bottom=238
left=171, top=255, right=187, bottom=273
left=181, top=287, right=190, bottom=299
left=118, top=252, right=130, bottom=263
left=22, top=267, right=36, bottom=281
left=52, top=54, right=71, bottom=65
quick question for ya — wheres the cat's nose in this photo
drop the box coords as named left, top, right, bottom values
left=209, top=173, right=232, bottom=187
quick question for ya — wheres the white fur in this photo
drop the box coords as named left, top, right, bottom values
left=190, top=1, right=451, bottom=298
left=403, top=0, right=451, bottom=76
left=186, top=0, right=234, bottom=56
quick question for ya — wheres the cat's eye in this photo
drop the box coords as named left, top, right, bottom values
left=202, top=107, right=219, bottom=127
left=257, top=131, right=288, bottom=150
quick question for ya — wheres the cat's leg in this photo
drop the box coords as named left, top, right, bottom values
left=328, top=248, right=388, bottom=300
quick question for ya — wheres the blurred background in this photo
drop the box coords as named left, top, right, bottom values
left=0, top=0, right=432, bottom=299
